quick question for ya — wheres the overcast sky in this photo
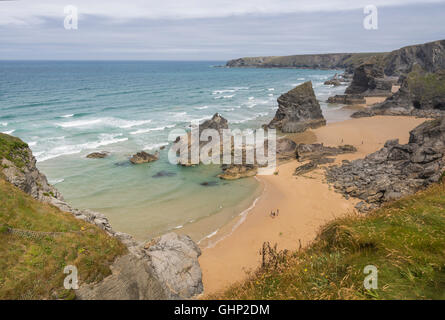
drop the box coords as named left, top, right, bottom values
left=1, top=0, right=444, bottom=60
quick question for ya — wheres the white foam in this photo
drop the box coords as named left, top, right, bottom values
left=57, top=118, right=152, bottom=129
left=143, top=142, right=169, bottom=150
left=28, top=141, right=37, bottom=147
left=268, top=88, right=275, bottom=91
left=37, top=133, right=128, bottom=162
left=2, top=130, right=15, bottom=134
left=49, top=178, right=64, bottom=185
left=248, top=97, right=255, bottom=100
left=0, top=122, right=7, bottom=126
left=61, top=114, right=74, bottom=118
left=194, top=106, right=208, bottom=110
left=57, top=119, right=102, bottom=128
left=130, top=125, right=175, bottom=135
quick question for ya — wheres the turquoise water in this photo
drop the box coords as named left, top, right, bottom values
left=0, top=61, right=349, bottom=241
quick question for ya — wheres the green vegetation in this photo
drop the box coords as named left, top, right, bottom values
left=0, top=133, right=30, bottom=168
left=406, top=67, right=445, bottom=108
left=215, top=183, right=445, bottom=300
left=0, top=178, right=127, bottom=299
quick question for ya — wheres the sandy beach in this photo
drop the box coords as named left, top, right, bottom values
left=199, top=115, right=427, bottom=296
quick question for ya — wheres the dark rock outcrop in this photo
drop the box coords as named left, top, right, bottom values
left=296, top=143, right=357, bottom=162
left=327, top=94, right=366, bottom=105
left=325, top=118, right=445, bottom=212
left=352, top=68, right=445, bottom=119
left=383, top=39, right=445, bottom=76
left=130, top=151, right=159, bottom=164
left=268, top=81, right=326, bottom=133
left=344, top=59, right=395, bottom=96
left=86, top=152, right=109, bottom=159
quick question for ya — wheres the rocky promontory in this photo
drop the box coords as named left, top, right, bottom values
left=325, top=118, right=445, bottom=212
left=268, top=81, right=326, bottom=133
left=352, top=67, right=445, bottom=118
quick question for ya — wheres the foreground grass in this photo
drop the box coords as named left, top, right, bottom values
left=215, top=183, right=445, bottom=300
left=0, top=178, right=127, bottom=299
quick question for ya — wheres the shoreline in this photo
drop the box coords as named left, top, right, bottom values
left=198, top=114, right=427, bottom=296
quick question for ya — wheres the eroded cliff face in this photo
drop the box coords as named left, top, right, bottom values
left=344, top=39, right=445, bottom=97
left=383, top=39, right=445, bottom=76
left=352, top=68, right=445, bottom=118
left=268, top=81, right=326, bottom=133
left=0, top=134, right=203, bottom=300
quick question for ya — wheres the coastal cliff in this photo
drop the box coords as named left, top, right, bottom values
left=226, top=52, right=382, bottom=73
left=0, top=133, right=203, bottom=300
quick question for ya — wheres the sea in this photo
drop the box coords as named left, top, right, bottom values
left=0, top=61, right=351, bottom=242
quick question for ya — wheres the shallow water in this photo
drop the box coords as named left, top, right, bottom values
left=0, top=61, right=349, bottom=241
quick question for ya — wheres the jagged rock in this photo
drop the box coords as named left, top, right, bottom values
left=352, top=68, right=445, bottom=119
left=276, top=137, right=297, bottom=160
left=324, top=79, right=341, bottom=86
left=175, top=113, right=229, bottom=166
left=0, top=134, right=63, bottom=202
left=383, top=39, right=445, bottom=76
left=219, top=164, right=258, bottom=180
left=86, top=152, right=109, bottom=159
left=327, top=94, right=366, bottom=105
left=268, top=81, right=326, bottom=133
left=145, top=233, right=203, bottom=299
left=296, top=143, right=357, bottom=162
left=325, top=118, right=445, bottom=212
left=345, top=59, right=394, bottom=96
left=130, top=151, right=159, bottom=164
left=76, top=254, right=167, bottom=300
left=294, top=158, right=335, bottom=176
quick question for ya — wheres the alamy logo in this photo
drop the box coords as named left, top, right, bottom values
left=64, top=5, right=78, bottom=30
left=363, top=5, right=378, bottom=30
left=63, top=265, right=79, bottom=290
left=363, top=265, right=378, bottom=290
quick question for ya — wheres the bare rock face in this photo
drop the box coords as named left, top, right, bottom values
left=76, top=254, right=167, bottom=300
left=268, top=81, right=326, bottom=133
left=345, top=60, right=394, bottom=97
left=130, top=151, right=159, bottom=164
left=352, top=68, right=445, bottom=119
left=145, top=233, right=203, bottom=299
left=327, top=94, right=366, bottom=105
left=326, top=118, right=445, bottom=212
left=175, top=113, right=229, bottom=166
left=0, top=134, right=63, bottom=202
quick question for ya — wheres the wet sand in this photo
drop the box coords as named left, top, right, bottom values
left=198, top=115, right=427, bottom=296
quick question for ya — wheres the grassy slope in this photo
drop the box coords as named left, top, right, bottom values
left=0, top=178, right=127, bottom=299
left=215, top=183, right=445, bottom=300
left=0, top=133, right=30, bottom=168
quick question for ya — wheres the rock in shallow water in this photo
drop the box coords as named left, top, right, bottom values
left=86, top=151, right=109, bottom=159
left=130, top=151, right=159, bottom=164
